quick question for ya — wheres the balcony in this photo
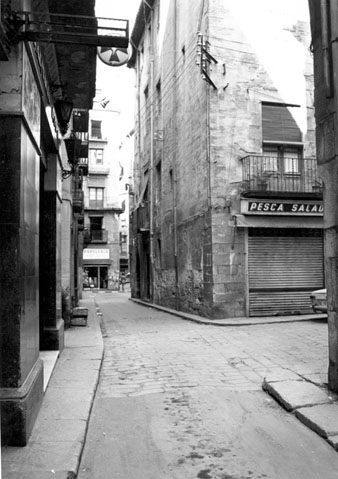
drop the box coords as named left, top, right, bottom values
left=88, top=199, right=104, bottom=209
left=77, top=214, right=84, bottom=231
left=78, top=157, right=89, bottom=176
left=73, top=189, right=84, bottom=213
left=83, top=227, right=108, bottom=243
left=241, top=155, right=323, bottom=198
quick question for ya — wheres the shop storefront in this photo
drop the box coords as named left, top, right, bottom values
left=83, top=265, right=108, bottom=289
left=83, top=248, right=111, bottom=290
left=236, top=199, right=324, bottom=316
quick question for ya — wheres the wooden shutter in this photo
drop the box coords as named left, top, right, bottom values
left=262, top=103, right=302, bottom=143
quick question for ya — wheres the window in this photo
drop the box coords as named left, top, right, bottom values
left=144, top=85, right=150, bottom=134
left=169, top=169, right=173, bottom=190
left=91, top=120, right=102, bottom=139
left=157, top=238, right=162, bottom=268
left=155, top=161, right=162, bottom=203
left=120, top=232, right=128, bottom=254
left=89, top=216, right=103, bottom=230
left=283, top=148, right=300, bottom=173
left=89, top=187, right=104, bottom=208
left=89, top=148, right=104, bottom=165
left=263, top=146, right=301, bottom=174
left=182, top=45, right=186, bottom=62
left=156, top=80, right=162, bottom=118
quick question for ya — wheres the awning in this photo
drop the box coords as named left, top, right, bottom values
left=234, top=214, right=323, bottom=229
left=83, top=259, right=111, bottom=265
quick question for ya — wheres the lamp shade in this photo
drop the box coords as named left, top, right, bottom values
left=64, top=137, right=82, bottom=165
left=55, top=99, right=74, bottom=134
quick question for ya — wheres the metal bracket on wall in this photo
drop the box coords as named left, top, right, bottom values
left=6, top=10, right=129, bottom=48
left=196, top=33, right=218, bottom=90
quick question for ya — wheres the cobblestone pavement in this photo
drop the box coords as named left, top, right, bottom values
left=97, top=294, right=328, bottom=398
left=79, top=292, right=337, bottom=479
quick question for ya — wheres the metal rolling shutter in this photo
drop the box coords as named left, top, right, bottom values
left=248, top=229, right=324, bottom=316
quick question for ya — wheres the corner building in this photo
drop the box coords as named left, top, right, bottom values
left=128, top=0, right=323, bottom=318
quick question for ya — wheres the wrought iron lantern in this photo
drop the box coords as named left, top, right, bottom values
left=62, top=132, right=82, bottom=179
left=54, top=99, right=74, bottom=135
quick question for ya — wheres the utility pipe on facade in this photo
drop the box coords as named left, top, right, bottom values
left=149, top=5, right=155, bottom=301
left=321, top=0, right=333, bottom=97
left=173, top=0, right=179, bottom=309
left=135, top=48, right=142, bottom=296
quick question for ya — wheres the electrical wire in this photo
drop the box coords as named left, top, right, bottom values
left=135, top=41, right=201, bottom=125
left=134, top=36, right=197, bottom=121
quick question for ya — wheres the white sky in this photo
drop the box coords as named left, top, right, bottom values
left=94, top=0, right=141, bottom=136
left=228, top=0, right=311, bottom=134
left=93, top=0, right=311, bottom=136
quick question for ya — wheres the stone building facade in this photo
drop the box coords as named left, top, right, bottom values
left=0, top=0, right=129, bottom=445
left=129, top=0, right=323, bottom=319
left=82, top=98, right=124, bottom=291
left=0, top=0, right=97, bottom=445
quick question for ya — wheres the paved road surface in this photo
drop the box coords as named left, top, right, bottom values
left=78, top=292, right=338, bottom=479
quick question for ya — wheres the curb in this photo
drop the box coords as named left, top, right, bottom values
left=1, top=296, right=104, bottom=479
left=263, top=377, right=338, bottom=452
left=130, top=298, right=327, bottom=326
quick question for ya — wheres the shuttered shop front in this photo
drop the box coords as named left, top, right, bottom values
left=248, top=229, right=324, bottom=316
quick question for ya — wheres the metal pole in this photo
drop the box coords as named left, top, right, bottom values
left=149, top=6, right=155, bottom=302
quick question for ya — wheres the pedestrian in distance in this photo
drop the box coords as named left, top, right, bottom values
left=120, top=272, right=126, bottom=292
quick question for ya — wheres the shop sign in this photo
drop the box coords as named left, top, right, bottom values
left=83, top=248, right=110, bottom=260
left=248, top=201, right=323, bottom=214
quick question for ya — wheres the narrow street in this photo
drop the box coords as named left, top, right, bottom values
left=78, top=292, right=338, bottom=479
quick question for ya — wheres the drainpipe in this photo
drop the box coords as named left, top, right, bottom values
left=173, top=0, right=179, bottom=309
left=321, top=0, right=333, bottom=98
left=150, top=5, right=155, bottom=301
left=135, top=49, right=142, bottom=298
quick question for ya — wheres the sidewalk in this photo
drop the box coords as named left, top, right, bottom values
left=0, top=295, right=334, bottom=479
left=1, top=296, right=103, bottom=479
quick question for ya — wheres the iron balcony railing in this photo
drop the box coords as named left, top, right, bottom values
left=241, top=155, right=323, bottom=197
left=88, top=199, right=104, bottom=209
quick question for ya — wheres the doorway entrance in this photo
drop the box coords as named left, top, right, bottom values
left=83, top=266, right=108, bottom=289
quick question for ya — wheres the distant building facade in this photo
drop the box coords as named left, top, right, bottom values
left=118, top=129, right=135, bottom=278
left=82, top=96, right=124, bottom=291
left=128, top=0, right=323, bottom=318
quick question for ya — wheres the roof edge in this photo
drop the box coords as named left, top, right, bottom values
left=128, top=0, right=155, bottom=68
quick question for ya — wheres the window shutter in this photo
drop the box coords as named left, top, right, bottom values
left=262, top=104, right=302, bottom=142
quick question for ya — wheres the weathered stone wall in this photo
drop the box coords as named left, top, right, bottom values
left=154, top=212, right=214, bottom=316
left=206, top=0, right=315, bottom=317
left=132, top=0, right=315, bottom=318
